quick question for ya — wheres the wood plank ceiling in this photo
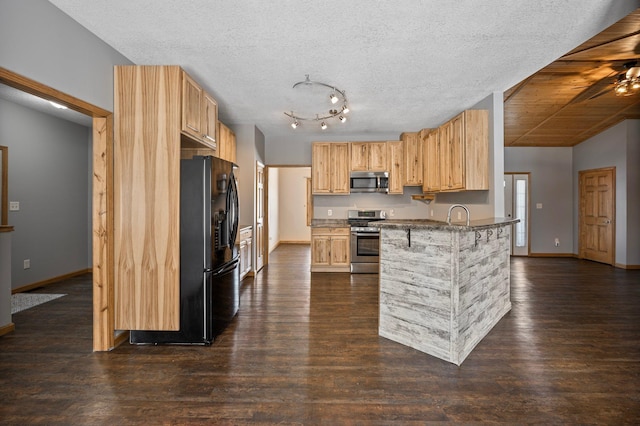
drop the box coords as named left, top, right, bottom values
left=504, top=9, right=640, bottom=147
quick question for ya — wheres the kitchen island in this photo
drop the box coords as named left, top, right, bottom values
left=377, top=218, right=517, bottom=365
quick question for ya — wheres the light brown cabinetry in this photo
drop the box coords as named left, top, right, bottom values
left=217, top=121, right=237, bottom=164
left=387, top=140, right=404, bottom=194
left=238, top=226, right=253, bottom=281
left=310, top=227, right=350, bottom=272
left=421, top=129, right=440, bottom=192
left=350, top=142, right=387, bottom=171
left=401, top=132, right=422, bottom=186
left=114, top=65, right=222, bottom=331
left=312, top=142, right=350, bottom=194
left=181, top=72, right=218, bottom=150
left=439, top=110, right=488, bottom=191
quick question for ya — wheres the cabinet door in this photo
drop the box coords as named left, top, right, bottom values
left=181, top=72, right=202, bottom=141
left=330, top=235, right=350, bottom=267
left=439, top=121, right=453, bottom=190
left=312, top=143, right=332, bottom=193
left=201, top=92, right=218, bottom=149
left=368, top=142, right=388, bottom=171
left=402, top=132, right=422, bottom=186
left=350, top=142, right=368, bottom=171
left=448, top=114, right=464, bottom=190
left=463, top=110, right=489, bottom=190
left=331, top=143, right=350, bottom=194
left=423, top=130, right=440, bottom=192
left=311, top=235, right=331, bottom=266
left=387, top=141, right=404, bottom=194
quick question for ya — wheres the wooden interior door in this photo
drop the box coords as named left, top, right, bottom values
left=579, top=167, right=615, bottom=265
left=255, top=161, right=265, bottom=272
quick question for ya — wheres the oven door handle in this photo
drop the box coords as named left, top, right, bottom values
left=351, top=232, right=380, bottom=237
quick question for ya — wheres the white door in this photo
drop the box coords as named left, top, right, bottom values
left=504, top=173, right=530, bottom=256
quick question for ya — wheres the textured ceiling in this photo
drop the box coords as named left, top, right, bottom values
left=47, top=0, right=636, bottom=144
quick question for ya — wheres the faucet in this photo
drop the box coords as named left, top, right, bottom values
left=447, top=204, right=470, bottom=226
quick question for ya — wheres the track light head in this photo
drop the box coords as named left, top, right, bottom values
left=341, top=104, right=349, bottom=114
left=321, top=121, right=327, bottom=130
left=330, top=93, right=338, bottom=104
left=291, top=120, right=299, bottom=129
left=339, top=115, right=346, bottom=123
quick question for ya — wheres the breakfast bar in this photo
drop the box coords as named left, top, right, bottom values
left=377, top=218, right=517, bottom=365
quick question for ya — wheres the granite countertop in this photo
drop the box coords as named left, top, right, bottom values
left=377, top=218, right=518, bottom=231
left=310, top=219, right=350, bottom=228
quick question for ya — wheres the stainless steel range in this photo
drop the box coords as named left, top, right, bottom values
left=348, top=209, right=386, bottom=274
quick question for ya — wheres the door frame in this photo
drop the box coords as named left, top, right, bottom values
left=504, top=172, right=531, bottom=256
left=578, top=167, right=616, bottom=266
left=0, top=67, right=115, bottom=351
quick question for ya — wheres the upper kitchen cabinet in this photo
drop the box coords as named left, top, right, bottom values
left=181, top=71, right=218, bottom=150
left=114, top=65, right=183, bottom=331
left=217, top=121, right=237, bottom=164
left=312, top=142, right=350, bottom=194
left=350, top=142, right=387, bottom=172
left=387, top=141, right=404, bottom=194
left=421, top=129, right=440, bottom=193
left=439, top=110, right=488, bottom=191
left=401, top=132, right=422, bottom=186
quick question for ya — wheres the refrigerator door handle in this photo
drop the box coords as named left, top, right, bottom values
left=212, top=258, right=239, bottom=276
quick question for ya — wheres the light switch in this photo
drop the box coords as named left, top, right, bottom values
left=9, top=201, right=19, bottom=211
left=536, top=203, right=543, bottom=209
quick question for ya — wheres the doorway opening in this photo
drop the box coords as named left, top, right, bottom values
left=265, top=166, right=312, bottom=259
left=0, top=67, right=114, bottom=351
left=504, top=173, right=530, bottom=256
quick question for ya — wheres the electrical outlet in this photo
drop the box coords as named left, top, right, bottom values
left=430, top=210, right=434, bottom=217
left=457, top=211, right=462, bottom=220
left=536, top=203, right=543, bottom=209
left=23, top=259, right=30, bottom=269
left=554, top=238, right=560, bottom=247
left=9, top=201, right=20, bottom=211
left=327, top=209, right=332, bottom=217
left=389, top=209, right=395, bottom=217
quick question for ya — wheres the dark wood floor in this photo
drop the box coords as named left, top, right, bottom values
left=1, top=245, right=639, bottom=424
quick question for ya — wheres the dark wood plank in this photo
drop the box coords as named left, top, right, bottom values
left=1, top=245, right=639, bottom=424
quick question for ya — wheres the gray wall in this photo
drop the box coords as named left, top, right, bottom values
left=504, top=147, right=574, bottom=254
left=573, top=119, right=640, bottom=266
left=0, top=98, right=91, bottom=289
left=235, top=124, right=266, bottom=230
left=0, top=0, right=132, bottom=112
left=0, top=0, right=132, bottom=287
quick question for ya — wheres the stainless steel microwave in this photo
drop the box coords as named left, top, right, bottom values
left=350, top=171, right=389, bottom=193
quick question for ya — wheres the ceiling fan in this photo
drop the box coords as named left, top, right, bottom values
left=570, top=60, right=640, bottom=103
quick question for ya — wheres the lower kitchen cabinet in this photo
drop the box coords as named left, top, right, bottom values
left=311, top=227, right=350, bottom=272
left=238, top=226, right=253, bottom=281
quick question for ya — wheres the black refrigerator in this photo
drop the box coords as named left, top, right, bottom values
left=131, top=156, right=240, bottom=345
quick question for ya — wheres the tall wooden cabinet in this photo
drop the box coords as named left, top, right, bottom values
left=114, top=65, right=220, bottom=331
left=312, top=142, right=350, bottom=194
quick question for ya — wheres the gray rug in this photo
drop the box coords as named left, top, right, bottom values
left=11, top=293, right=66, bottom=314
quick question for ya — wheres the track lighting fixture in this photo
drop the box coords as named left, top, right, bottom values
left=284, top=74, right=350, bottom=130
